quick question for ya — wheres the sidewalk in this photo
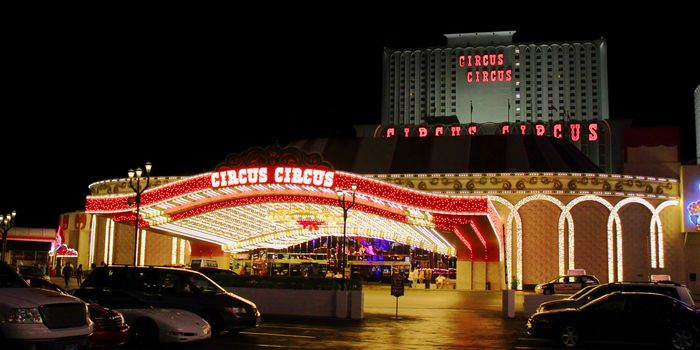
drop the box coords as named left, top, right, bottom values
left=49, top=276, right=81, bottom=290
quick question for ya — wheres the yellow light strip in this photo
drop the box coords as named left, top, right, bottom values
left=89, top=215, right=96, bottom=266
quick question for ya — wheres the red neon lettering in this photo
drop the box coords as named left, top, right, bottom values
left=482, top=55, right=488, bottom=66
left=466, top=71, right=473, bottom=82
left=482, top=71, right=488, bottom=82
left=536, top=125, right=546, bottom=136
left=553, top=124, right=563, bottom=138
left=489, top=54, right=496, bottom=66
left=211, top=172, right=221, bottom=188
left=474, top=55, right=481, bottom=66
left=435, top=126, right=444, bottom=136
left=467, top=55, right=472, bottom=67
left=302, top=169, right=313, bottom=185
left=403, top=128, right=410, bottom=137
left=238, top=168, right=248, bottom=184
left=501, top=125, right=510, bottom=134
left=497, top=54, right=504, bottom=65
left=450, top=126, right=461, bottom=136
left=468, top=125, right=477, bottom=135
left=323, top=172, right=335, bottom=187
left=458, top=55, right=465, bottom=67
left=505, top=70, right=512, bottom=81
left=418, top=127, right=428, bottom=137
left=259, top=168, right=268, bottom=183
left=490, top=71, right=497, bottom=81
left=570, top=123, right=581, bottom=142
left=498, top=70, right=504, bottom=81
left=520, top=124, right=527, bottom=135
left=588, top=123, right=599, bottom=141
left=386, top=128, right=395, bottom=138
left=226, top=170, right=238, bottom=185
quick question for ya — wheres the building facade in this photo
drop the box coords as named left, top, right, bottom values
left=382, top=31, right=610, bottom=171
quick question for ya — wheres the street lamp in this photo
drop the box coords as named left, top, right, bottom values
left=336, top=183, right=357, bottom=290
left=1, top=211, right=17, bottom=263
left=128, top=162, right=151, bottom=266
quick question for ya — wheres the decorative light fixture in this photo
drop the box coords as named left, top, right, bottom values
left=1, top=210, right=17, bottom=262
left=336, top=182, right=357, bottom=290
left=128, top=162, right=151, bottom=265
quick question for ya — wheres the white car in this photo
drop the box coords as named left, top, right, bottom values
left=77, top=290, right=211, bottom=344
left=0, top=262, right=93, bottom=349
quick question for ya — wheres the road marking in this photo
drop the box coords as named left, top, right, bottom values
left=240, top=331, right=316, bottom=339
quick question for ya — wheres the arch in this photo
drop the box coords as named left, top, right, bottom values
left=511, top=195, right=565, bottom=290
left=489, top=196, right=515, bottom=279
left=607, top=198, right=656, bottom=282
left=652, top=200, right=679, bottom=268
left=560, top=196, right=613, bottom=273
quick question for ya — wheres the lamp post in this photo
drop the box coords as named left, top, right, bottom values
left=336, top=183, right=357, bottom=290
left=1, top=211, right=17, bottom=263
left=128, top=162, right=151, bottom=266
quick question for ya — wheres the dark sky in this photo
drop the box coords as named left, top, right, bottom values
left=4, top=9, right=699, bottom=228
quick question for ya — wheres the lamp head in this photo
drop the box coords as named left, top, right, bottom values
left=128, top=169, right=135, bottom=178
left=135, top=168, right=143, bottom=177
left=145, top=162, right=152, bottom=175
left=351, top=183, right=357, bottom=192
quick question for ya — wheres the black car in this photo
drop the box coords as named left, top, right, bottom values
left=527, top=292, right=700, bottom=349
left=537, top=281, right=697, bottom=312
left=190, top=267, right=238, bottom=286
left=75, top=266, right=260, bottom=335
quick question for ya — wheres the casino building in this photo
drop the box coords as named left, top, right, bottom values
left=383, top=31, right=611, bottom=172
left=61, top=33, right=698, bottom=295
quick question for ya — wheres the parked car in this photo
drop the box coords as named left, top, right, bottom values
left=19, top=265, right=50, bottom=281
left=534, top=274, right=600, bottom=295
left=0, top=262, right=93, bottom=350
left=25, top=276, right=131, bottom=348
left=80, top=290, right=211, bottom=344
left=76, top=265, right=261, bottom=335
left=527, top=292, right=700, bottom=349
left=190, top=267, right=238, bottom=286
left=537, top=281, right=697, bottom=312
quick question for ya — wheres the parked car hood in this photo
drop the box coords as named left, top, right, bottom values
left=540, top=298, right=580, bottom=310
left=0, top=287, right=84, bottom=308
left=118, top=308, right=209, bottom=328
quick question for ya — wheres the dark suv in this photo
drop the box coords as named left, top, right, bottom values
left=537, top=281, right=696, bottom=312
left=75, top=266, right=260, bottom=335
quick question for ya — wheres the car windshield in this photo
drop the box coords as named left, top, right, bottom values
left=569, top=285, right=596, bottom=299
left=0, top=263, right=30, bottom=288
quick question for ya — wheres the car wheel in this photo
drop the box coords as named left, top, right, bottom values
left=670, top=327, right=695, bottom=350
left=203, top=312, right=223, bottom=336
left=559, top=324, right=580, bottom=348
left=130, top=318, right=159, bottom=345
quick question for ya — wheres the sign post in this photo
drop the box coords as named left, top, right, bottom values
left=391, top=271, right=404, bottom=319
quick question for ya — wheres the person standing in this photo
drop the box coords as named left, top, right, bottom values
left=62, top=263, right=74, bottom=289
left=75, top=264, right=83, bottom=287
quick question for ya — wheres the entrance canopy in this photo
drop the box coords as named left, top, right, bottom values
left=86, top=147, right=503, bottom=260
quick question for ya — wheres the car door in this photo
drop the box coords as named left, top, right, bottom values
left=624, top=294, right=674, bottom=343
left=581, top=294, right=628, bottom=341
left=556, top=276, right=578, bottom=294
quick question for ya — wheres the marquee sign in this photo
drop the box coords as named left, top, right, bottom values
left=681, top=165, right=700, bottom=232
left=376, top=121, right=602, bottom=143
left=459, top=52, right=512, bottom=83
left=212, top=147, right=335, bottom=189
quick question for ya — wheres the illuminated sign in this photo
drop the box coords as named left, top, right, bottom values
left=213, top=146, right=336, bottom=189
left=211, top=166, right=335, bottom=189
left=681, top=165, right=700, bottom=232
left=459, top=53, right=512, bottom=83
left=377, top=121, right=602, bottom=144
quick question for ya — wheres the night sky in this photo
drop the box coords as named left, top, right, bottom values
left=4, top=9, right=699, bottom=228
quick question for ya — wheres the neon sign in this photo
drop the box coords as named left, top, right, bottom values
left=211, top=167, right=335, bottom=189
left=459, top=53, right=512, bottom=83
left=378, top=121, right=602, bottom=143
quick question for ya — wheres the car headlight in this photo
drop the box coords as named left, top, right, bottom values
left=223, top=306, right=246, bottom=315
left=9, top=308, right=43, bottom=324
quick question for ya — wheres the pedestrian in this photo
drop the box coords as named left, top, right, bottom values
left=40, top=262, right=47, bottom=276
left=62, top=263, right=74, bottom=289
left=76, top=264, right=83, bottom=286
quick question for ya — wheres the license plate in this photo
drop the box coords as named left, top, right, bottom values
left=65, top=343, right=79, bottom=350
